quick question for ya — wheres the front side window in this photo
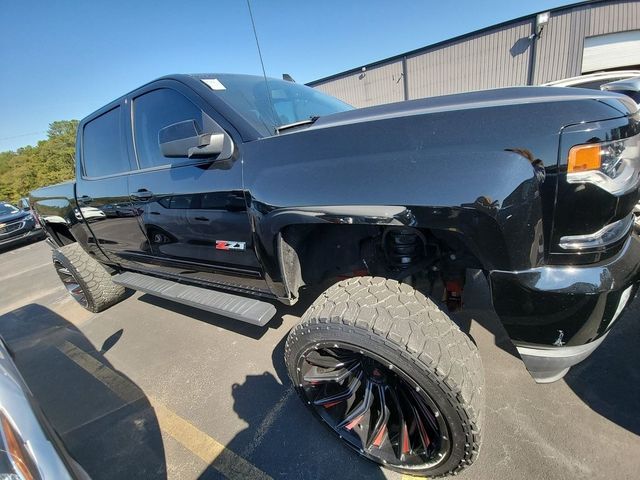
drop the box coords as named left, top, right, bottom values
left=133, top=88, right=204, bottom=169
left=83, top=106, right=129, bottom=177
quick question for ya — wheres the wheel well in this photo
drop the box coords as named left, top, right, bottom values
left=47, top=223, right=76, bottom=246
left=279, top=223, right=483, bottom=302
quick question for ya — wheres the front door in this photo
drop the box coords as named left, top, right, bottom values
left=125, top=82, right=268, bottom=293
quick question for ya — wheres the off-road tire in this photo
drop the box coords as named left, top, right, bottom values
left=285, top=276, right=484, bottom=477
left=52, top=243, right=126, bottom=313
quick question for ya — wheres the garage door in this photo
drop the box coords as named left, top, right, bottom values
left=582, top=30, right=640, bottom=73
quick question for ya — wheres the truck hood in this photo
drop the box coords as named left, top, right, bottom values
left=0, top=210, right=29, bottom=223
left=310, top=86, right=634, bottom=131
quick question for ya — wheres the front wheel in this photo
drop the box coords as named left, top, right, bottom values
left=284, top=277, right=484, bottom=477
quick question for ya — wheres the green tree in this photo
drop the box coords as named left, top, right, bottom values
left=0, top=120, right=78, bottom=202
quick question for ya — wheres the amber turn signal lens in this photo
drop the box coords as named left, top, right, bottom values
left=568, top=144, right=601, bottom=173
left=0, top=414, right=36, bottom=480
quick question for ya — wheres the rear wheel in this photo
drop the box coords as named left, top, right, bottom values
left=285, top=277, right=483, bottom=477
left=53, top=243, right=127, bottom=313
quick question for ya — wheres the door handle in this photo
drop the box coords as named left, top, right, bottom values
left=130, top=189, right=154, bottom=202
left=78, top=195, right=93, bottom=204
left=194, top=216, right=209, bottom=222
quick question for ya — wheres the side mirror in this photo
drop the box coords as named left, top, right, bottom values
left=159, top=120, right=234, bottom=160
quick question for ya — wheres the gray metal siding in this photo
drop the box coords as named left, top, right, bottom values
left=406, top=19, right=533, bottom=98
left=314, top=61, right=404, bottom=108
left=311, top=0, right=640, bottom=106
left=533, top=1, right=640, bottom=83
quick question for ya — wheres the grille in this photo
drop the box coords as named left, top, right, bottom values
left=0, top=221, right=24, bottom=236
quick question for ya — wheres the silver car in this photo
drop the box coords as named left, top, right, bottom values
left=0, top=337, right=88, bottom=479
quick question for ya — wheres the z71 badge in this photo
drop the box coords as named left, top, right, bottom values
left=215, top=240, right=246, bottom=251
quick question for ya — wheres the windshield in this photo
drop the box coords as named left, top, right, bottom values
left=0, top=203, right=19, bottom=215
left=201, top=75, right=353, bottom=135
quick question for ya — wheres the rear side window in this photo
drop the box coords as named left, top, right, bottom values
left=133, top=88, right=204, bottom=169
left=82, top=106, right=129, bottom=177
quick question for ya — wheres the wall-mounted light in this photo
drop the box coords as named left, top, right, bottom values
left=531, top=11, right=550, bottom=39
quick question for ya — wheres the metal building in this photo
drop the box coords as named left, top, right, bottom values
left=308, top=0, right=640, bottom=107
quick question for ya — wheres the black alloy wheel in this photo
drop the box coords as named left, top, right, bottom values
left=54, top=260, right=89, bottom=307
left=296, top=343, right=451, bottom=471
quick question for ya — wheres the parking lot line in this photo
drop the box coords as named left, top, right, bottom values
left=0, top=286, right=64, bottom=315
left=151, top=398, right=272, bottom=480
left=57, top=339, right=272, bottom=480
left=0, top=262, right=49, bottom=282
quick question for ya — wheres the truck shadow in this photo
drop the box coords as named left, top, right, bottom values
left=452, top=269, right=521, bottom=359
left=198, top=335, right=386, bottom=480
left=458, top=269, right=640, bottom=435
left=0, top=304, right=167, bottom=479
left=563, top=304, right=640, bottom=436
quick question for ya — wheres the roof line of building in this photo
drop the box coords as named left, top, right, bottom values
left=306, top=0, right=610, bottom=86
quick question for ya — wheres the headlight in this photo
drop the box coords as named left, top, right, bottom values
left=567, top=132, right=640, bottom=195
left=0, top=411, right=40, bottom=480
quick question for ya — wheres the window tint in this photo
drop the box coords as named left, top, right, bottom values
left=157, top=195, right=195, bottom=209
left=200, top=192, right=229, bottom=210
left=571, top=77, right=627, bottom=90
left=83, top=107, right=129, bottom=177
left=133, top=88, right=204, bottom=169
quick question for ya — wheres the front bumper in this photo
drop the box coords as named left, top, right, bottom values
left=0, top=223, right=45, bottom=248
left=490, top=234, right=640, bottom=382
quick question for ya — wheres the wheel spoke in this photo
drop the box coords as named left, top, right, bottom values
left=409, top=389, right=439, bottom=433
left=387, top=387, right=411, bottom=460
left=305, top=349, right=359, bottom=368
left=401, top=388, right=431, bottom=453
left=303, top=361, right=359, bottom=384
left=57, top=267, right=73, bottom=277
left=366, top=384, right=390, bottom=449
left=70, top=285, right=84, bottom=295
left=337, top=378, right=374, bottom=430
left=54, top=261, right=88, bottom=307
left=313, top=369, right=362, bottom=406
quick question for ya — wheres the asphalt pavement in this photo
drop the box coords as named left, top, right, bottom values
left=0, top=239, right=638, bottom=480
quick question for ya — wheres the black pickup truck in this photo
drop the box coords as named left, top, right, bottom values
left=30, top=74, right=640, bottom=477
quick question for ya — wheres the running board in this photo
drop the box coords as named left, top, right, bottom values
left=112, top=271, right=276, bottom=326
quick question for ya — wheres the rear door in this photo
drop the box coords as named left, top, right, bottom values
left=75, top=101, right=149, bottom=268
left=125, top=81, right=268, bottom=293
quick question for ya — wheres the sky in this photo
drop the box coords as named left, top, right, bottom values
left=0, top=0, right=575, bottom=152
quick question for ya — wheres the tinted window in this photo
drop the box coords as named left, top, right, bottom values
left=83, top=107, right=129, bottom=177
left=133, top=88, right=203, bottom=169
left=157, top=195, right=195, bottom=209
left=571, top=77, right=628, bottom=90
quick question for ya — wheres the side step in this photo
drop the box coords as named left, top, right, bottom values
left=112, top=271, right=276, bottom=326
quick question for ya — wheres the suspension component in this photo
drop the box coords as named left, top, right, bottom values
left=382, top=228, right=426, bottom=269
